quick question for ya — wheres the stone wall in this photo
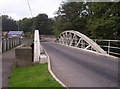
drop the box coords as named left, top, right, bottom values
left=15, top=46, right=32, bottom=67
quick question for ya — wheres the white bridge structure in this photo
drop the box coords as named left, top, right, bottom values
left=57, top=30, right=107, bottom=55
left=34, top=30, right=41, bottom=62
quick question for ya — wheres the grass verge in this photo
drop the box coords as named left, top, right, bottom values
left=8, top=63, right=63, bottom=87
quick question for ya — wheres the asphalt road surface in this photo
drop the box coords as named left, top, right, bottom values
left=41, top=42, right=118, bottom=87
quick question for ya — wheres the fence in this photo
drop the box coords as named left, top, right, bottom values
left=2, top=38, right=22, bottom=52
left=93, top=39, right=120, bottom=57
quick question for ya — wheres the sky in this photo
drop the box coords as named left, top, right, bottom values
left=0, top=0, right=66, bottom=20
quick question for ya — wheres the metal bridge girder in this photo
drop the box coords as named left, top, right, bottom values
left=58, top=30, right=107, bottom=54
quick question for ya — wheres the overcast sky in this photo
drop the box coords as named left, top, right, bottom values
left=0, top=0, right=66, bottom=20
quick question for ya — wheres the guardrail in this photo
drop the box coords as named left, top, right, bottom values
left=2, top=38, right=22, bottom=53
left=93, top=39, right=120, bottom=57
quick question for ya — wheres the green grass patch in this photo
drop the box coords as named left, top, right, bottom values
left=8, top=63, right=63, bottom=87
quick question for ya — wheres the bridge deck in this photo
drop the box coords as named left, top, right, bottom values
left=41, top=42, right=118, bottom=87
left=2, top=48, right=15, bottom=87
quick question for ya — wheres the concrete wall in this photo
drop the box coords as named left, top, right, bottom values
left=2, top=38, right=21, bottom=52
left=15, top=46, right=32, bottom=67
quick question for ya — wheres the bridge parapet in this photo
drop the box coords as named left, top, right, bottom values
left=93, top=39, right=120, bottom=57
left=2, top=38, right=21, bottom=53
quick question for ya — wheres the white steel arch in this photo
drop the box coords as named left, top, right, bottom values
left=57, top=30, right=107, bottom=54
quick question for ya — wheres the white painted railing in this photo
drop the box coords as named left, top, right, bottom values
left=57, top=30, right=120, bottom=58
left=93, top=39, right=120, bottom=57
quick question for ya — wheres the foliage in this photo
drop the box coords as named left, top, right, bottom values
left=86, top=2, right=120, bottom=39
left=8, top=63, right=62, bottom=87
left=19, top=18, right=33, bottom=33
left=24, top=32, right=32, bottom=37
left=52, top=2, right=120, bottom=40
left=19, top=14, right=54, bottom=35
left=2, top=2, right=120, bottom=39
left=2, top=15, right=18, bottom=31
left=52, top=2, right=90, bottom=36
left=52, top=2, right=88, bottom=36
left=52, top=29, right=62, bottom=37
left=34, top=14, right=53, bottom=35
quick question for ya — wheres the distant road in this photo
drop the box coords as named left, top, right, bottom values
left=41, top=42, right=118, bottom=87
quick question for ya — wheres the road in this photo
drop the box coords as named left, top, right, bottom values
left=41, top=42, right=118, bottom=87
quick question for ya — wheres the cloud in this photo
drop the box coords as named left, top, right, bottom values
left=0, top=0, right=65, bottom=20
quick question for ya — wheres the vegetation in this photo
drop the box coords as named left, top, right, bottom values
left=2, top=15, right=18, bottom=31
left=19, top=14, right=54, bottom=35
left=8, top=63, right=63, bottom=87
left=2, top=2, right=120, bottom=40
left=24, top=32, right=33, bottom=37
left=53, top=2, right=120, bottom=39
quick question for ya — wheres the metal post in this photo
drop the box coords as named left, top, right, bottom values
left=81, top=40, right=83, bottom=48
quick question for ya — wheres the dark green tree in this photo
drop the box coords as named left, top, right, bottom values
left=19, top=14, right=54, bottom=35
left=52, top=2, right=89, bottom=36
left=2, top=15, right=18, bottom=31
left=19, top=18, right=33, bottom=33
left=34, top=14, right=52, bottom=35
left=86, top=2, right=120, bottom=39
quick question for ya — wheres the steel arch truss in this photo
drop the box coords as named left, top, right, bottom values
left=57, top=30, right=107, bottom=54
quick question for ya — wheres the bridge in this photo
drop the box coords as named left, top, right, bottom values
left=41, top=30, right=119, bottom=87
left=1, top=30, right=120, bottom=87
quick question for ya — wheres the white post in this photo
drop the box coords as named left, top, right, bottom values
left=34, top=30, right=40, bottom=62
left=108, top=40, right=110, bottom=54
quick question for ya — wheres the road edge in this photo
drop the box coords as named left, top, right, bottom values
left=44, top=49, right=67, bottom=88
left=55, top=42, right=119, bottom=60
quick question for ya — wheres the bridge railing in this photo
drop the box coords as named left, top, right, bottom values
left=93, top=39, right=120, bottom=57
left=2, top=38, right=22, bottom=53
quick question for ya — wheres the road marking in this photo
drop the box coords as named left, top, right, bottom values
left=43, top=49, right=67, bottom=88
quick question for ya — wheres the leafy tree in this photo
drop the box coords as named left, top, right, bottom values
left=2, top=15, right=18, bottom=31
left=86, top=2, right=120, bottom=39
left=34, top=14, right=50, bottom=34
left=53, top=1, right=120, bottom=40
left=52, top=2, right=89, bottom=36
left=19, top=14, right=54, bottom=35
left=19, top=18, right=33, bottom=33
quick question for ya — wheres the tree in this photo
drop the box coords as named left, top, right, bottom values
left=53, top=2, right=120, bottom=40
left=19, top=14, right=54, bottom=35
left=19, top=18, right=33, bottom=33
left=86, top=2, right=120, bottom=39
left=34, top=14, right=52, bottom=35
left=2, top=15, right=18, bottom=31
left=52, top=2, right=89, bottom=36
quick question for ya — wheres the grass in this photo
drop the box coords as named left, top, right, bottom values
left=8, top=63, right=63, bottom=87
